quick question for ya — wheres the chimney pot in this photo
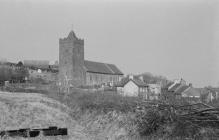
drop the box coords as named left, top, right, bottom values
left=129, top=75, right=134, bottom=80
left=139, top=75, right=144, bottom=82
left=189, top=83, right=192, bottom=87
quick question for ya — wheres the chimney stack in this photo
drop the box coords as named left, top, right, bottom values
left=139, top=75, right=144, bottom=82
left=129, top=75, right=134, bottom=80
left=189, top=83, right=192, bottom=87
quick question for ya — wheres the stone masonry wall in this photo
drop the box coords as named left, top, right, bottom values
left=59, top=32, right=85, bottom=87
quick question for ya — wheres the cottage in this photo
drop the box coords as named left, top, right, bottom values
left=162, top=79, right=201, bottom=102
left=148, top=84, right=161, bottom=94
left=181, top=87, right=201, bottom=98
left=147, top=84, right=161, bottom=100
left=200, top=87, right=219, bottom=103
left=116, top=75, right=148, bottom=98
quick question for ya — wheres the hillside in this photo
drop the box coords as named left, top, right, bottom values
left=0, top=91, right=139, bottom=140
left=1, top=90, right=218, bottom=140
left=0, top=91, right=88, bottom=140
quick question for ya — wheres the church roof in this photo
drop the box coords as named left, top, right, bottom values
left=84, top=60, right=123, bottom=75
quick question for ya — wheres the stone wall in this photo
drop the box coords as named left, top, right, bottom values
left=59, top=31, right=85, bottom=87
left=85, top=72, right=120, bottom=86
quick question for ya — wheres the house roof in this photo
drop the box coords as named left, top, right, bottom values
left=115, top=77, right=129, bottom=87
left=183, top=87, right=201, bottom=97
left=175, top=85, right=189, bottom=94
left=84, top=60, right=123, bottom=75
left=169, top=83, right=181, bottom=92
left=202, top=87, right=219, bottom=98
left=115, top=77, right=147, bottom=87
left=213, top=88, right=219, bottom=93
left=132, top=78, right=148, bottom=87
left=207, top=88, right=219, bottom=94
left=163, top=82, right=174, bottom=89
left=195, top=88, right=205, bottom=93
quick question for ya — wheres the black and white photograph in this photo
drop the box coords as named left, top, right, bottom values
left=0, top=0, right=219, bottom=139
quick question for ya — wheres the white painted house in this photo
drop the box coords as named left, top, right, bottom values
left=148, top=84, right=161, bottom=94
left=147, top=84, right=161, bottom=100
left=116, top=75, right=148, bottom=99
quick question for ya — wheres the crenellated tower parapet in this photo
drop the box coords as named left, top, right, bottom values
left=59, top=31, right=84, bottom=45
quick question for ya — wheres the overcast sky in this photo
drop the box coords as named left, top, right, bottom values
left=0, top=0, right=218, bottom=87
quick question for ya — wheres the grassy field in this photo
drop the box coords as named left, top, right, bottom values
left=0, top=89, right=144, bottom=140
left=45, top=89, right=142, bottom=140
left=1, top=85, right=218, bottom=140
left=0, top=91, right=89, bottom=140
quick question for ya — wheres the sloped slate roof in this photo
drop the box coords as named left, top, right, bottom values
left=183, top=87, right=201, bottom=97
left=213, top=88, right=219, bottom=93
left=132, top=78, right=148, bottom=87
left=163, top=82, right=174, bottom=89
left=84, top=60, right=123, bottom=75
left=207, top=88, right=219, bottom=94
left=175, top=85, right=189, bottom=94
left=169, top=83, right=181, bottom=92
left=115, top=77, right=130, bottom=87
left=202, top=87, right=219, bottom=98
left=115, top=77, right=147, bottom=87
left=107, top=64, right=123, bottom=75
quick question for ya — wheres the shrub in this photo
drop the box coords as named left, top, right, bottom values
left=135, top=108, right=167, bottom=136
left=62, top=90, right=141, bottom=113
left=171, top=120, right=201, bottom=138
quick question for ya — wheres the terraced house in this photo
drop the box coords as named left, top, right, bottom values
left=59, top=30, right=123, bottom=87
left=162, top=78, right=201, bottom=102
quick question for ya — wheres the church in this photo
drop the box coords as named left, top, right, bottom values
left=59, top=30, right=124, bottom=87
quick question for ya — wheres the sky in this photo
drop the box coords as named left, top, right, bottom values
left=0, top=0, right=218, bottom=87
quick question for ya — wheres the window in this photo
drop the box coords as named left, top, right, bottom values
left=95, top=74, right=98, bottom=81
left=100, top=75, right=103, bottom=82
left=90, top=75, right=92, bottom=81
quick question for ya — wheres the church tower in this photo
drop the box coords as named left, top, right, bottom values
left=59, top=30, right=85, bottom=87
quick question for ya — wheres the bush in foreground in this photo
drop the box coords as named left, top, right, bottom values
left=36, top=87, right=219, bottom=139
left=47, top=89, right=141, bottom=114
